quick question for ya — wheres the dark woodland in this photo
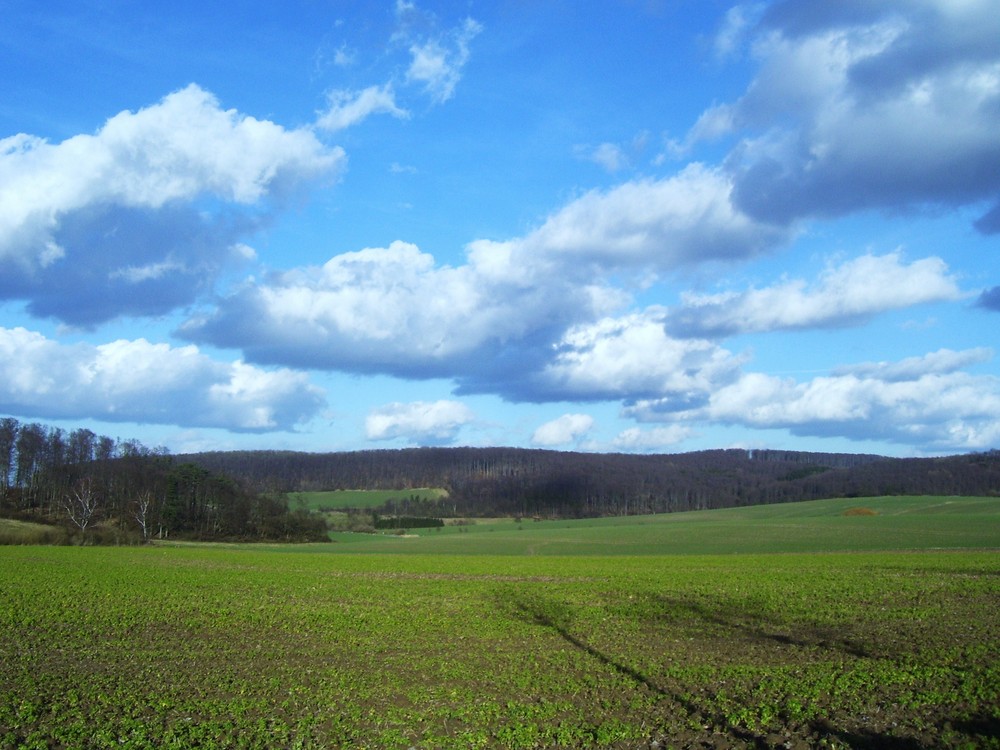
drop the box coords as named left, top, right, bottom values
left=180, top=445, right=1000, bottom=519
left=0, top=417, right=326, bottom=543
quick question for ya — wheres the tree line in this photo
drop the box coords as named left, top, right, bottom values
left=182, top=446, right=1000, bottom=519
left=0, top=417, right=326, bottom=543
left=6, top=414, right=996, bottom=537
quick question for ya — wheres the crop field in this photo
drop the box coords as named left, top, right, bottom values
left=1, top=497, right=998, bottom=749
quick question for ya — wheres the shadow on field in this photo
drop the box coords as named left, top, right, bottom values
left=809, top=715, right=1000, bottom=750
left=650, top=593, right=874, bottom=659
left=951, top=715, right=1000, bottom=743
left=505, top=592, right=667, bottom=699
left=499, top=591, right=772, bottom=750
left=805, top=719, right=927, bottom=749
left=495, top=590, right=989, bottom=749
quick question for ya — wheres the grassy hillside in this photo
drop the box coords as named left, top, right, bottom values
left=312, top=495, right=1000, bottom=555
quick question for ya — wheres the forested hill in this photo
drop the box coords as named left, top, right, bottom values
left=181, top=447, right=1000, bottom=518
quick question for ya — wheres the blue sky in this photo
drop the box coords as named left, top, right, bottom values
left=2, top=0, right=999, bottom=457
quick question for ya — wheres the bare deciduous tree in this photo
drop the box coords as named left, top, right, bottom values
left=132, top=491, right=153, bottom=542
left=64, top=478, right=100, bottom=537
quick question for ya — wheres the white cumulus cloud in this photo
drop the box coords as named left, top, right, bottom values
left=668, top=252, right=964, bottom=336
left=534, top=309, right=746, bottom=403
left=612, top=425, right=693, bottom=452
left=179, top=239, right=617, bottom=383
left=690, top=1, right=1000, bottom=230
left=579, top=142, right=629, bottom=173
left=405, top=17, right=482, bottom=103
left=713, top=4, right=763, bottom=61
left=504, top=164, right=793, bottom=273
left=179, top=162, right=792, bottom=401
left=0, top=327, right=325, bottom=431
left=315, top=84, right=409, bottom=131
left=365, top=400, right=474, bottom=443
left=531, top=414, right=595, bottom=447
left=0, top=84, right=342, bottom=324
left=625, top=348, right=1000, bottom=452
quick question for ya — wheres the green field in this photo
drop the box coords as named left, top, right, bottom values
left=317, top=495, right=1000, bottom=555
left=1, top=496, right=998, bottom=749
left=287, top=487, right=449, bottom=511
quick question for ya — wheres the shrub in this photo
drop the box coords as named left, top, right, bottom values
left=0, top=520, right=71, bottom=545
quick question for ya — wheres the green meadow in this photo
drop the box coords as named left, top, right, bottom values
left=1, top=496, right=998, bottom=749
left=287, top=487, right=449, bottom=511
